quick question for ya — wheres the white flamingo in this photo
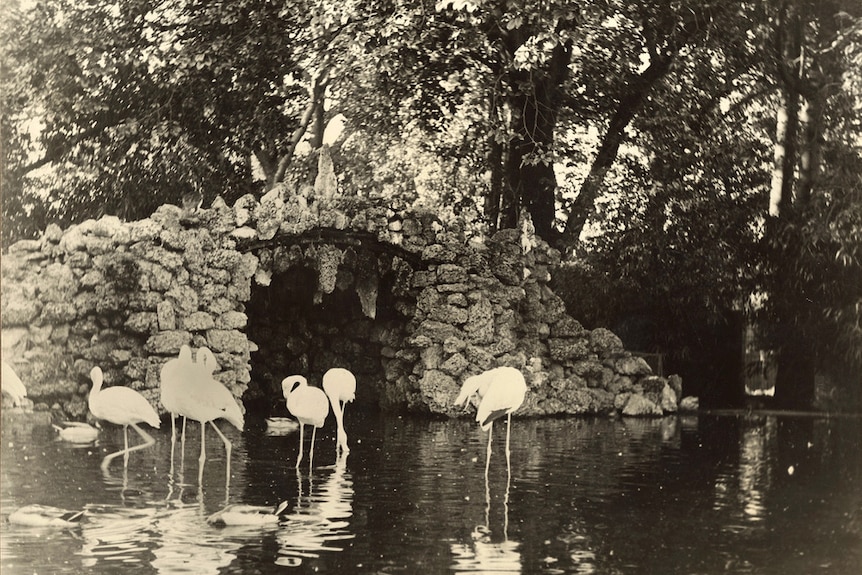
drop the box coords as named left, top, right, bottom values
left=454, top=366, right=527, bottom=475
left=159, top=344, right=196, bottom=451
left=283, top=375, right=329, bottom=469
left=173, top=347, right=244, bottom=484
left=88, top=366, right=161, bottom=471
left=322, top=368, right=356, bottom=455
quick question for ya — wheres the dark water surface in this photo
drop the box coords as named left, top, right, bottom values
left=1, top=412, right=860, bottom=574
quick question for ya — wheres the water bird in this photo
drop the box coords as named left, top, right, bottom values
left=322, top=368, right=356, bottom=454
left=88, top=366, right=161, bottom=471
left=207, top=501, right=289, bottom=527
left=160, top=344, right=196, bottom=450
left=7, top=505, right=84, bottom=527
left=174, top=347, right=245, bottom=484
left=265, top=417, right=300, bottom=435
left=283, top=375, right=329, bottom=469
left=53, top=421, right=100, bottom=444
left=1, top=359, right=27, bottom=407
left=454, top=366, right=527, bottom=475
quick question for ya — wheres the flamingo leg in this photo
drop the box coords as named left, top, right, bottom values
left=180, top=417, right=187, bottom=468
left=198, top=421, right=206, bottom=485
left=505, top=413, right=512, bottom=464
left=123, top=426, right=131, bottom=467
left=100, top=423, right=155, bottom=473
left=209, top=421, right=232, bottom=495
left=338, top=402, right=350, bottom=454
left=309, top=426, right=318, bottom=470
left=296, top=424, right=305, bottom=469
left=169, top=414, right=177, bottom=477
left=485, top=422, right=494, bottom=479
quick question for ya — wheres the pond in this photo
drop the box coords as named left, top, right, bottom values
left=1, top=411, right=860, bottom=574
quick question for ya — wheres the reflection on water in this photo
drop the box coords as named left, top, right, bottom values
left=275, top=452, right=355, bottom=566
left=1, top=412, right=860, bottom=574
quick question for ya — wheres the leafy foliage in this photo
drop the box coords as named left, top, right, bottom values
left=2, top=0, right=861, bottom=407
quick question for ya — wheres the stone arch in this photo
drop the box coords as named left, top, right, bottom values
left=1, top=180, right=685, bottom=420
left=241, top=234, right=421, bottom=415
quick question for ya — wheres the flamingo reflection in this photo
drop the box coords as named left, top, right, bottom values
left=450, top=455, right=522, bottom=573
left=275, top=452, right=355, bottom=566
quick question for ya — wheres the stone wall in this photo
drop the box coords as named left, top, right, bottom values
left=1, top=183, right=683, bottom=419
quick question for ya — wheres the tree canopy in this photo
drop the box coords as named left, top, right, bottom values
left=2, top=0, right=860, bottom=408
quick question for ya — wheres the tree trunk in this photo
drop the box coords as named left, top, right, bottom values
left=768, top=0, right=816, bottom=409
left=561, top=54, right=676, bottom=249
left=485, top=135, right=504, bottom=233
left=499, top=36, right=571, bottom=240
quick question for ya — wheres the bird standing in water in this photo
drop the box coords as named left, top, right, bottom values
left=88, top=366, right=161, bottom=471
left=454, top=366, right=527, bottom=476
left=173, top=347, right=245, bottom=484
left=283, top=375, right=329, bottom=469
left=160, top=344, right=196, bottom=452
left=322, top=368, right=356, bottom=455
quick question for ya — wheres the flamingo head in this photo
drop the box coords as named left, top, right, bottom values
left=454, top=373, right=484, bottom=407
left=197, top=347, right=218, bottom=374
left=281, top=375, right=307, bottom=399
left=89, top=366, right=104, bottom=388
left=178, top=344, right=193, bottom=363
left=273, top=501, right=289, bottom=516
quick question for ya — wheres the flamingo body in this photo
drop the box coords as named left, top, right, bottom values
left=160, top=345, right=195, bottom=423
left=456, top=367, right=526, bottom=430
left=283, top=375, right=329, bottom=468
left=89, top=368, right=161, bottom=428
left=88, top=366, right=160, bottom=471
left=207, top=501, right=288, bottom=526
left=284, top=376, right=329, bottom=428
left=322, top=368, right=356, bottom=454
left=1, top=360, right=27, bottom=406
left=8, top=505, right=83, bottom=527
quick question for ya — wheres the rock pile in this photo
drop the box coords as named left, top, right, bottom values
left=2, top=183, right=684, bottom=420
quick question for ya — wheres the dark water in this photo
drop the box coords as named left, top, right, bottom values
left=1, top=411, right=860, bottom=574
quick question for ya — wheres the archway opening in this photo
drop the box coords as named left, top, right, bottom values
left=243, top=244, right=416, bottom=418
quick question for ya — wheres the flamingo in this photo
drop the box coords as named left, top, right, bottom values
left=322, top=368, right=356, bottom=454
left=283, top=375, right=329, bottom=469
left=207, top=501, right=289, bottom=527
left=159, top=344, right=195, bottom=450
left=1, top=359, right=27, bottom=407
left=454, top=366, right=527, bottom=476
left=88, top=366, right=161, bottom=471
left=8, top=505, right=84, bottom=527
left=173, top=347, right=244, bottom=484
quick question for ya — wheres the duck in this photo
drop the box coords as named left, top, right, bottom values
left=7, top=505, right=84, bottom=527
left=53, top=421, right=100, bottom=444
left=264, top=417, right=300, bottom=435
left=206, top=501, right=289, bottom=527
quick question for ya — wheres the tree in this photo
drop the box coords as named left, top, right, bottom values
left=761, top=0, right=862, bottom=408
